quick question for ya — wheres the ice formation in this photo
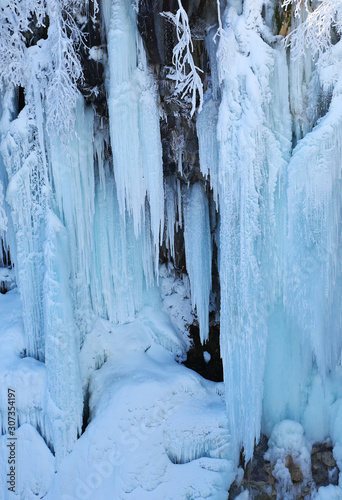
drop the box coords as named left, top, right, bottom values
left=264, top=420, right=312, bottom=499
left=102, top=0, right=164, bottom=269
left=209, top=2, right=292, bottom=462
left=1, top=0, right=342, bottom=498
left=184, top=182, right=212, bottom=343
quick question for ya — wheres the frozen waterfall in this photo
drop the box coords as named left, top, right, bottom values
left=1, top=0, right=342, bottom=497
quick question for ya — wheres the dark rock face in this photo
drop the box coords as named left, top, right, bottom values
left=77, top=1, right=107, bottom=116
left=138, top=0, right=217, bottom=65
left=138, top=0, right=176, bottom=65
left=137, top=0, right=221, bottom=304
left=1, top=242, right=11, bottom=268
left=311, top=442, right=339, bottom=488
left=230, top=435, right=276, bottom=499
left=138, top=0, right=223, bottom=379
left=184, top=323, right=223, bottom=382
left=138, top=0, right=217, bottom=186
left=246, top=436, right=272, bottom=484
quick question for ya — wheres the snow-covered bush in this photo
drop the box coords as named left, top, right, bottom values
left=44, top=1, right=84, bottom=137
left=0, top=0, right=92, bottom=138
left=0, top=0, right=46, bottom=87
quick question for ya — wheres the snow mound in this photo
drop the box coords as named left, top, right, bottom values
left=0, top=424, right=54, bottom=500
left=49, top=315, right=235, bottom=499
left=265, top=420, right=311, bottom=499
left=0, top=267, right=15, bottom=293
left=314, top=484, right=342, bottom=499
left=0, top=290, right=47, bottom=438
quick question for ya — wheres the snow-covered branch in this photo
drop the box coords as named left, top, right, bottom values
left=283, top=0, right=342, bottom=57
left=0, top=0, right=46, bottom=87
left=0, top=0, right=89, bottom=138
left=44, top=7, right=83, bottom=137
left=161, top=0, right=203, bottom=117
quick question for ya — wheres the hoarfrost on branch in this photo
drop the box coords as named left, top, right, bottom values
left=283, top=0, right=342, bottom=58
left=161, top=0, right=203, bottom=117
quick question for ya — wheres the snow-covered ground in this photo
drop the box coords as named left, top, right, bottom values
left=2, top=285, right=342, bottom=499
left=0, top=288, right=235, bottom=499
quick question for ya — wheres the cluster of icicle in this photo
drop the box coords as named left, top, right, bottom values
left=0, top=0, right=342, bottom=470
left=0, top=0, right=165, bottom=462
left=197, top=0, right=342, bottom=464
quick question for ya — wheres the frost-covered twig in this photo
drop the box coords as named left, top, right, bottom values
left=283, top=0, right=342, bottom=58
left=161, top=0, right=203, bottom=116
left=282, top=0, right=310, bottom=18
left=44, top=19, right=83, bottom=138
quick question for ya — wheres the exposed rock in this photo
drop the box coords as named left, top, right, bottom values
left=311, top=442, right=339, bottom=488
left=138, top=0, right=217, bottom=187
left=322, top=450, right=336, bottom=469
left=275, top=1, right=292, bottom=37
left=77, top=1, right=107, bottom=116
left=229, top=435, right=277, bottom=499
left=246, top=435, right=271, bottom=483
left=136, top=0, right=222, bottom=315
left=286, top=454, right=304, bottom=484
left=229, top=438, right=341, bottom=499
left=183, top=322, right=223, bottom=382
left=138, top=0, right=218, bottom=66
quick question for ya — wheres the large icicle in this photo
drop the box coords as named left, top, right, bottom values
left=1, top=101, right=47, bottom=360
left=197, top=92, right=220, bottom=208
left=91, top=168, right=149, bottom=324
left=184, top=182, right=212, bottom=343
left=43, top=210, right=83, bottom=463
left=46, top=97, right=95, bottom=338
left=164, top=175, right=183, bottom=262
left=214, top=3, right=291, bottom=462
left=0, top=91, right=13, bottom=269
left=102, top=0, right=164, bottom=272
